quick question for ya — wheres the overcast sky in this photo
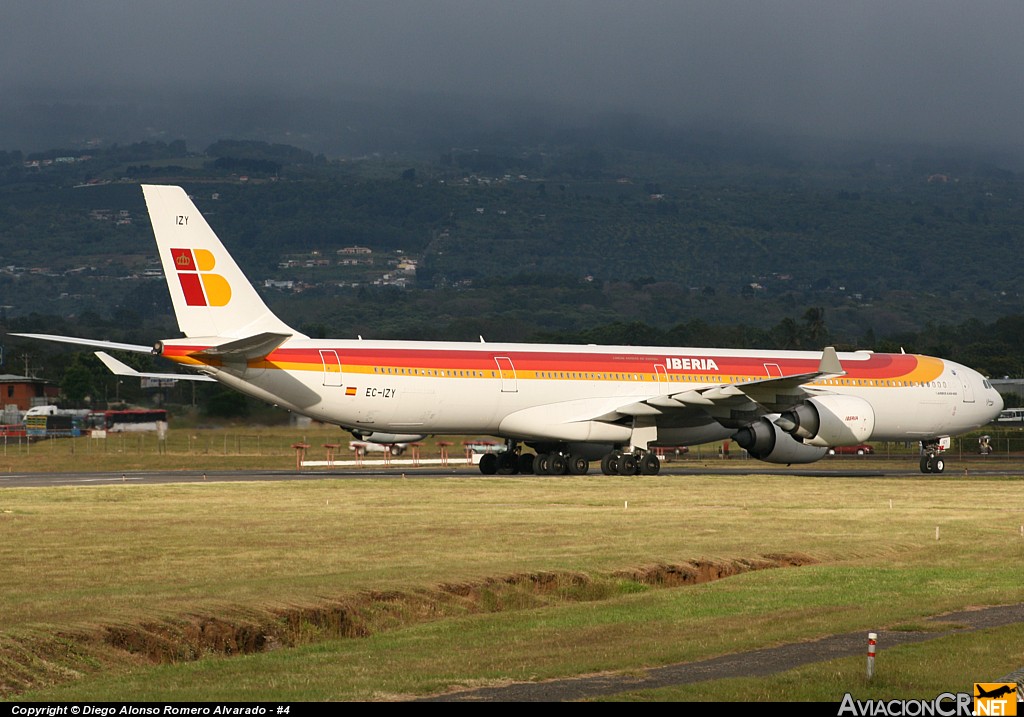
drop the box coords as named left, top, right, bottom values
left=5, top=1, right=1024, bottom=151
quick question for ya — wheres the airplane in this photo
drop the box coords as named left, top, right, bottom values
left=974, top=684, right=1018, bottom=700
left=14, top=184, right=1004, bottom=476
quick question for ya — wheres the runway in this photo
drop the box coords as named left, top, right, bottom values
left=2, top=460, right=1021, bottom=488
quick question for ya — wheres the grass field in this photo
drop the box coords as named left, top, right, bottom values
left=2, top=437, right=1023, bottom=701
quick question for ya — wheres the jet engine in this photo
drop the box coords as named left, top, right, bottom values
left=733, top=419, right=828, bottom=464
left=774, top=396, right=875, bottom=448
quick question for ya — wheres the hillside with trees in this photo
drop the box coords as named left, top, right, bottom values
left=1, top=132, right=1022, bottom=412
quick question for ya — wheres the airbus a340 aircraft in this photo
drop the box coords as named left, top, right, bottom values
left=16, top=185, right=1003, bottom=475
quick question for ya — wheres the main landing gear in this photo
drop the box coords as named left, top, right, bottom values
left=600, top=450, right=661, bottom=476
left=478, top=446, right=590, bottom=475
left=919, top=440, right=946, bottom=474
left=476, top=442, right=662, bottom=476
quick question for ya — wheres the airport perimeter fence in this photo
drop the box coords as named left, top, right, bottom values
left=3, top=429, right=1024, bottom=464
left=1, top=431, right=317, bottom=458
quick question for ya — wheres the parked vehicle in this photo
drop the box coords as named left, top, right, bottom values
left=349, top=440, right=408, bottom=456
left=827, top=444, right=874, bottom=456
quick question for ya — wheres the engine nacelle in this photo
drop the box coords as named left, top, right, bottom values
left=733, top=419, right=828, bottom=464
left=776, top=395, right=875, bottom=448
left=349, top=431, right=427, bottom=444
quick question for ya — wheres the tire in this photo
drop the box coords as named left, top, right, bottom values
left=479, top=453, right=498, bottom=475
left=534, top=453, right=551, bottom=475
left=497, top=452, right=518, bottom=475
left=518, top=453, right=536, bottom=474
left=933, top=457, right=945, bottom=473
left=569, top=454, right=589, bottom=475
left=856, top=449, right=865, bottom=456
left=640, top=452, right=661, bottom=475
left=600, top=452, right=618, bottom=475
left=920, top=455, right=933, bottom=473
left=618, top=453, right=638, bottom=475
left=548, top=453, right=567, bottom=475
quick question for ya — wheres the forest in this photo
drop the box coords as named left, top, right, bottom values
left=0, top=132, right=1021, bottom=414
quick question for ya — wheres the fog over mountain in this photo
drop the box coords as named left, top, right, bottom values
left=5, top=1, right=1024, bottom=159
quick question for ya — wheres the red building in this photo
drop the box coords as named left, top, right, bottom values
left=0, top=374, right=60, bottom=412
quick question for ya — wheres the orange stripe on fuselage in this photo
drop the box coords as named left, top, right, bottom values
left=161, top=345, right=943, bottom=384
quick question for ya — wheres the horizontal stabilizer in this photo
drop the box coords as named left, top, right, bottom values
left=11, top=333, right=151, bottom=353
left=95, top=351, right=216, bottom=382
left=189, top=332, right=292, bottom=362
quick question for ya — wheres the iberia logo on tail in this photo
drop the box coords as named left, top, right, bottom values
left=171, top=248, right=231, bottom=307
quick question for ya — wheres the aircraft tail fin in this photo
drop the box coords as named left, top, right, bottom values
left=141, top=184, right=306, bottom=340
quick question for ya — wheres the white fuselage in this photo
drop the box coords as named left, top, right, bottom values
left=164, top=339, right=1003, bottom=447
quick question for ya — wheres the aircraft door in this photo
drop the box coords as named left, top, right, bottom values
left=319, top=350, right=343, bottom=387
left=654, top=363, right=669, bottom=394
left=954, top=369, right=975, bottom=403
left=494, top=356, right=518, bottom=392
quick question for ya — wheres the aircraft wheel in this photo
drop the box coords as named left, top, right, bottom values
left=548, top=453, right=568, bottom=475
left=920, top=455, right=933, bottom=473
left=618, top=453, right=638, bottom=475
left=933, top=457, right=945, bottom=473
left=600, top=452, right=618, bottom=475
left=568, top=454, right=589, bottom=475
left=534, top=453, right=551, bottom=475
left=518, top=453, right=536, bottom=474
left=497, top=452, right=518, bottom=475
left=640, top=452, right=661, bottom=475
left=479, top=453, right=498, bottom=475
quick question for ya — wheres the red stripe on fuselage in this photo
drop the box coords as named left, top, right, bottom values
left=162, top=344, right=924, bottom=381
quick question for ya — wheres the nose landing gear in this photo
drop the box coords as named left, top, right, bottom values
left=919, top=440, right=947, bottom=474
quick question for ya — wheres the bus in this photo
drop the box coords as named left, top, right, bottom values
left=997, top=408, right=1024, bottom=424
left=88, top=409, right=168, bottom=433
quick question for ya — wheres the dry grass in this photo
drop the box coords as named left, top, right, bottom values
left=2, top=467, right=1023, bottom=699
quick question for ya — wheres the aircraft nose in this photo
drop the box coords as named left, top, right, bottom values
left=992, top=387, right=1004, bottom=413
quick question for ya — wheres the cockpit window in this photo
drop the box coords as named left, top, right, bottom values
left=983, top=380, right=992, bottom=389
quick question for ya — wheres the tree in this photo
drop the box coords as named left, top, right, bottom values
left=205, top=389, right=250, bottom=418
left=803, top=307, right=829, bottom=346
left=60, top=353, right=95, bottom=407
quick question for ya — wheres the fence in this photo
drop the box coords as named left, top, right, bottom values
left=3, top=428, right=1023, bottom=464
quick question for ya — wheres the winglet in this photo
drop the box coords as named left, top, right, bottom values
left=818, top=346, right=844, bottom=375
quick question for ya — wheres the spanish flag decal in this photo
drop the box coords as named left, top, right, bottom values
left=345, top=387, right=357, bottom=396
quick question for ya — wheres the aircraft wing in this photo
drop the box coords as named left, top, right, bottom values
left=501, top=347, right=849, bottom=442
left=602, top=347, right=846, bottom=422
left=95, top=351, right=216, bottom=382
left=683, top=346, right=844, bottom=413
left=10, top=333, right=152, bottom=353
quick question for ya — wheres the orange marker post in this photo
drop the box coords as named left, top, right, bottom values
left=291, top=443, right=310, bottom=471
